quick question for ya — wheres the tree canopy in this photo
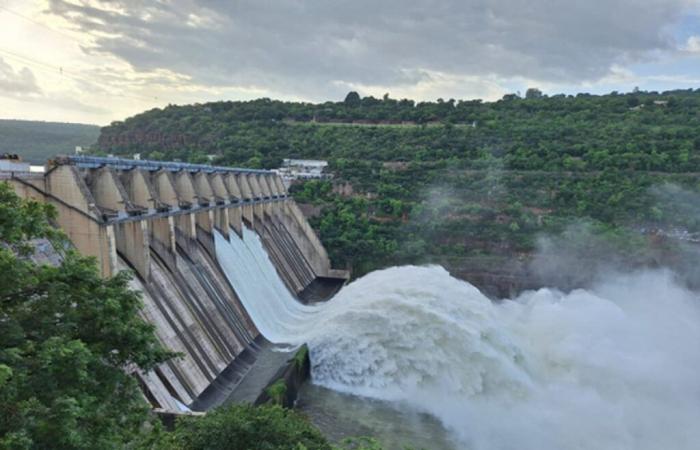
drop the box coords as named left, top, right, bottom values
left=0, top=182, right=172, bottom=449
left=157, top=404, right=331, bottom=450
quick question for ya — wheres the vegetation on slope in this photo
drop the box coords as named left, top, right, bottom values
left=98, top=89, right=700, bottom=173
left=0, top=120, right=100, bottom=164
left=96, top=89, right=700, bottom=290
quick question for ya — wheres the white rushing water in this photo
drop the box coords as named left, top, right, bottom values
left=215, top=227, right=700, bottom=450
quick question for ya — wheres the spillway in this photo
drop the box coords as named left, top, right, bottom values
left=215, top=226, right=319, bottom=344
left=215, top=226, right=700, bottom=450
left=118, top=233, right=262, bottom=410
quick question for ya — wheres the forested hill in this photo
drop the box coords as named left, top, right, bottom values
left=1, top=119, right=100, bottom=164
left=96, top=89, right=700, bottom=295
left=98, top=89, right=700, bottom=172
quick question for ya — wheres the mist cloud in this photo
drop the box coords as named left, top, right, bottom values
left=532, top=181, right=700, bottom=292
left=650, top=182, right=700, bottom=232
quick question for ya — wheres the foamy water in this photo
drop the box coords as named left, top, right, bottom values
left=215, top=227, right=700, bottom=450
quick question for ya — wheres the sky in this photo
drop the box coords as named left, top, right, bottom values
left=1, top=0, right=699, bottom=125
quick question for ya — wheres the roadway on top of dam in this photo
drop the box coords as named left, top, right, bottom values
left=60, top=155, right=273, bottom=175
left=30, top=155, right=290, bottom=226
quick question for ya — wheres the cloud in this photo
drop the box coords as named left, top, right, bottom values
left=43, top=0, right=696, bottom=101
left=684, top=35, right=700, bottom=52
left=0, top=57, right=41, bottom=97
left=0, top=56, right=108, bottom=115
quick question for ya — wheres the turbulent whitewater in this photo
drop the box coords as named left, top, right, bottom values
left=215, top=227, right=700, bottom=450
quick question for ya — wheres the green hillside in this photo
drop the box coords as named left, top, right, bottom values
left=0, top=119, right=100, bottom=164
left=95, top=89, right=700, bottom=294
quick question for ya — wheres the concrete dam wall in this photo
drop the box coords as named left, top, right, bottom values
left=3, top=156, right=348, bottom=412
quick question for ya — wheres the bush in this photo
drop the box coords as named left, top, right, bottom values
left=158, top=404, right=331, bottom=450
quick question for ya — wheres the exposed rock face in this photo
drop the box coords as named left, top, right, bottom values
left=451, top=264, right=538, bottom=299
left=331, top=182, right=354, bottom=197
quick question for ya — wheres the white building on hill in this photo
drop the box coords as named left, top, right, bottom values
left=275, top=159, right=329, bottom=186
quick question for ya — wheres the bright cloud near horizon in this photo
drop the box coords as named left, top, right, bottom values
left=1, top=0, right=699, bottom=125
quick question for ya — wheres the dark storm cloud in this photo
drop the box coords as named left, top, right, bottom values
left=46, top=0, right=692, bottom=99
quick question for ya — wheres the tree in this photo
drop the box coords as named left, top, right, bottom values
left=152, top=402, right=387, bottom=449
left=0, top=182, right=173, bottom=449
left=158, top=404, right=331, bottom=450
left=525, top=87, right=544, bottom=99
left=343, top=91, right=361, bottom=107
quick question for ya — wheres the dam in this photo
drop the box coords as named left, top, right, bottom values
left=2, top=155, right=348, bottom=412
left=5, top=155, right=700, bottom=449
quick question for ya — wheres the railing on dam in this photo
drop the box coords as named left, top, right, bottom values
left=59, top=155, right=272, bottom=175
